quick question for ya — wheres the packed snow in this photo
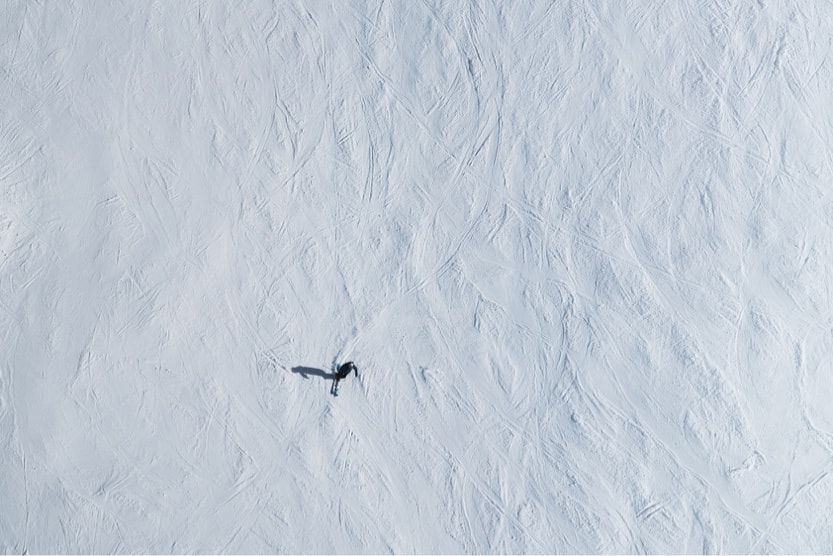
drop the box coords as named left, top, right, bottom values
left=2, top=1, right=833, bottom=553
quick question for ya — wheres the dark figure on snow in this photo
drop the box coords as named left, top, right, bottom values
left=331, top=361, right=358, bottom=396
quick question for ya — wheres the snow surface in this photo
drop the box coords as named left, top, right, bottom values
left=3, top=1, right=833, bottom=553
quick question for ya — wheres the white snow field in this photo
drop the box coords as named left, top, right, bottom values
left=3, top=0, right=833, bottom=553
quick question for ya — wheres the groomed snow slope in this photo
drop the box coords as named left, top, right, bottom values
left=3, top=1, right=833, bottom=553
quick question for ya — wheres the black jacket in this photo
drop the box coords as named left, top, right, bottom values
left=336, top=362, right=358, bottom=380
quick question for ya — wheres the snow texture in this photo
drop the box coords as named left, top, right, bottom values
left=2, top=1, right=833, bottom=553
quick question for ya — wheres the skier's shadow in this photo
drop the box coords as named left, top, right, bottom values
left=291, top=366, right=336, bottom=380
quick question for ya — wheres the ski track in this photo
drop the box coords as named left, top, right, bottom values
left=2, top=0, right=833, bottom=552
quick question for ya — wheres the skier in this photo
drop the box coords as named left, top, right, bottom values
left=331, top=361, right=358, bottom=396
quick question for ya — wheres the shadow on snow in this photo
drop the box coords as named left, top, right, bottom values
left=291, top=366, right=336, bottom=380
